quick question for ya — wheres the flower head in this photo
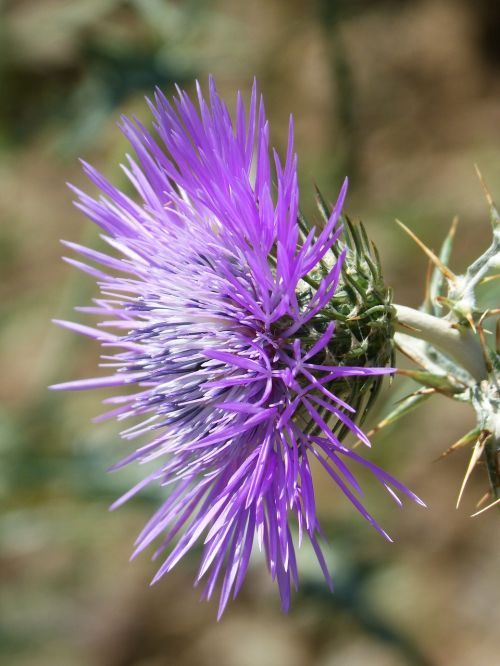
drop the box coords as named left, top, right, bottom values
left=51, top=77, right=423, bottom=617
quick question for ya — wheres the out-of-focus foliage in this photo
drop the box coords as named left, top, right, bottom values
left=1, top=1, right=500, bottom=665
left=0, top=0, right=231, bottom=152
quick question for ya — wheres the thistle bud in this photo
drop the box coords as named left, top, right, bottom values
left=295, top=194, right=395, bottom=437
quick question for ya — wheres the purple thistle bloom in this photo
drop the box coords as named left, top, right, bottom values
left=51, top=77, right=423, bottom=618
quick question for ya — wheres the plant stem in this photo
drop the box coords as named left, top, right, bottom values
left=393, top=304, right=487, bottom=381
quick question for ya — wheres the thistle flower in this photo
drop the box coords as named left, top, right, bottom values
left=51, top=78, right=423, bottom=617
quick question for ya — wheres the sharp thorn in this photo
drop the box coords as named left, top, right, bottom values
left=475, top=492, right=490, bottom=510
left=396, top=219, right=456, bottom=281
left=480, top=274, right=500, bottom=285
left=435, top=428, right=479, bottom=462
left=474, top=164, right=495, bottom=208
left=465, top=311, right=477, bottom=333
left=456, top=431, right=488, bottom=509
left=471, top=497, right=500, bottom=517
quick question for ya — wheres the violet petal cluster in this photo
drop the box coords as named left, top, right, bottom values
left=51, top=78, right=423, bottom=617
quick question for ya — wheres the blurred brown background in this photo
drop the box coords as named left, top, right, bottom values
left=1, top=1, right=499, bottom=665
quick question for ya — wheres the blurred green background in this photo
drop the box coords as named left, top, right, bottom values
left=1, top=1, right=499, bottom=665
